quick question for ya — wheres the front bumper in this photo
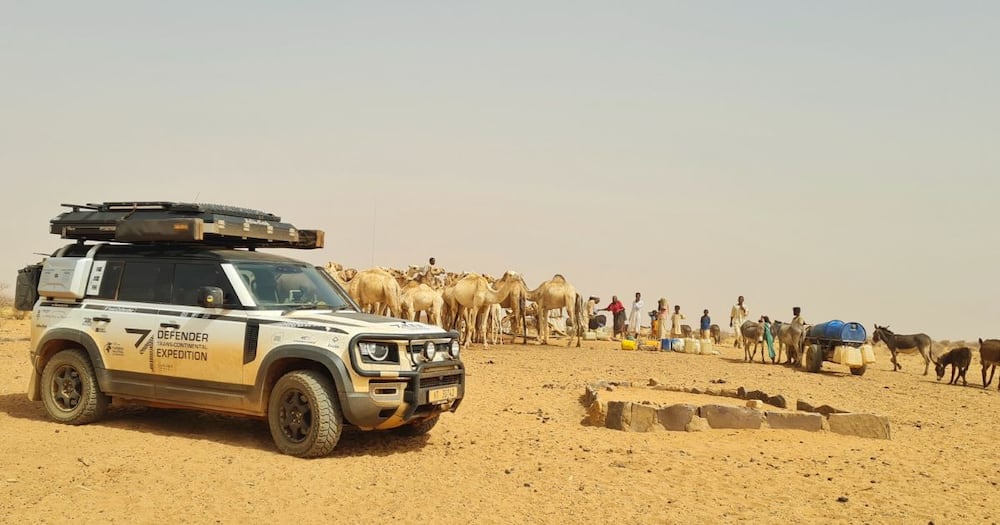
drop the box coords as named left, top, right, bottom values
left=342, top=361, right=465, bottom=430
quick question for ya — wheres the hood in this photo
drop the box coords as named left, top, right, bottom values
left=281, top=310, right=451, bottom=336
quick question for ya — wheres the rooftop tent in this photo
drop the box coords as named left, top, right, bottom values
left=50, top=201, right=324, bottom=249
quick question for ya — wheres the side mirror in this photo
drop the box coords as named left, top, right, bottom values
left=197, top=286, right=224, bottom=308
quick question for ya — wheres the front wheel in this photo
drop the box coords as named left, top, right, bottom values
left=394, top=414, right=440, bottom=437
left=40, top=348, right=109, bottom=425
left=267, top=370, right=343, bottom=458
left=850, top=364, right=867, bottom=376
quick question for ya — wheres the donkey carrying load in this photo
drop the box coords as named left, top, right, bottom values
left=872, top=324, right=933, bottom=375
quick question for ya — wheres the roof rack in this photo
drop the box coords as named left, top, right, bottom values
left=50, top=201, right=324, bottom=249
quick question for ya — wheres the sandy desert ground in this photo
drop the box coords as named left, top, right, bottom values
left=1, top=318, right=998, bottom=524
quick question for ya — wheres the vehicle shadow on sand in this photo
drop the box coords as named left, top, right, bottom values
left=0, top=392, right=432, bottom=457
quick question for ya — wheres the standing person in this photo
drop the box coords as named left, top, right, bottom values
left=761, top=315, right=776, bottom=363
left=656, top=298, right=670, bottom=340
left=700, top=309, right=711, bottom=339
left=628, top=292, right=644, bottom=339
left=600, top=296, right=626, bottom=341
left=585, top=296, right=605, bottom=330
left=791, top=306, right=806, bottom=327
left=670, top=305, right=686, bottom=338
left=730, top=295, right=749, bottom=347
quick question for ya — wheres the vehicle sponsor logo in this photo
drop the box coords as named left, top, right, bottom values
left=124, top=327, right=210, bottom=371
left=103, top=341, right=125, bottom=357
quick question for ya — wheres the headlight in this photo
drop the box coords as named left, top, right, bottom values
left=423, top=341, right=437, bottom=360
left=359, top=341, right=390, bottom=362
left=449, top=340, right=460, bottom=359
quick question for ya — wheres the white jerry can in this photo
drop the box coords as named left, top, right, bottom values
left=684, top=338, right=700, bottom=354
left=840, top=346, right=864, bottom=367
left=861, top=344, right=876, bottom=364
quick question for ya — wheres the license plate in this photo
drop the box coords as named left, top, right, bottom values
left=428, top=386, right=458, bottom=404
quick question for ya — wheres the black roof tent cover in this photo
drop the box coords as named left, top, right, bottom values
left=50, top=201, right=324, bottom=249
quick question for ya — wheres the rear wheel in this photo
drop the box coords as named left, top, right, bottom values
left=40, top=348, right=109, bottom=425
left=267, top=370, right=342, bottom=458
left=850, top=364, right=867, bottom=376
left=806, top=345, right=824, bottom=373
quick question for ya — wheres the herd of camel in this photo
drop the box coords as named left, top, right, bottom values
left=319, top=262, right=1000, bottom=389
left=323, top=262, right=582, bottom=348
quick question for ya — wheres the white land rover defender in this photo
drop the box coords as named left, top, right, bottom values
left=17, top=202, right=464, bottom=457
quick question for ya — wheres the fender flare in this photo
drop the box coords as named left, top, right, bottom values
left=33, top=328, right=108, bottom=397
left=251, top=344, right=354, bottom=405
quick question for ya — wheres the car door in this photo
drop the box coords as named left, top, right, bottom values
left=98, top=260, right=174, bottom=376
left=153, top=262, right=246, bottom=385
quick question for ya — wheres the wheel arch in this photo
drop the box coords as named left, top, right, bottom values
left=251, top=344, right=354, bottom=419
left=31, top=329, right=107, bottom=400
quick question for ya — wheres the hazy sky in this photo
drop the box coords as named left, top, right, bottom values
left=2, top=2, right=997, bottom=339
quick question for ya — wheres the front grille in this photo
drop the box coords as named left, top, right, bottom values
left=419, top=373, right=462, bottom=389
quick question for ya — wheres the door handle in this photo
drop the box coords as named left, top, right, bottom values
left=93, top=317, right=111, bottom=323
left=160, top=322, right=180, bottom=329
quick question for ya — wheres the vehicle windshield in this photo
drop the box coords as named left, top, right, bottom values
left=232, top=261, right=353, bottom=310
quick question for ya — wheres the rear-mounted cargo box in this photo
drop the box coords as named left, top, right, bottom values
left=50, top=202, right=324, bottom=249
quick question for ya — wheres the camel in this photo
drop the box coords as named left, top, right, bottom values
left=347, top=268, right=402, bottom=318
left=446, top=273, right=522, bottom=348
left=322, top=262, right=357, bottom=289
left=525, top=274, right=583, bottom=347
left=400, top=280, right=444, bottom=327
left=494, top=271, right=528, bottom=344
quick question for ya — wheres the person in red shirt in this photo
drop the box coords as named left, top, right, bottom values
left=600, top=296, right=626, bottom=340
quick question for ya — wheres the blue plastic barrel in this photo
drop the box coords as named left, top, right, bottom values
left=661, top=338, right=673, bottom=351
left=807, top=320, right=866, bottom=344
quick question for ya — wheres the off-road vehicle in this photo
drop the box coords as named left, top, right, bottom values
left=17, top=202, right=464, bottom=457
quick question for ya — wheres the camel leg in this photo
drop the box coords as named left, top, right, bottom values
left=538, top=309, right=548, bottom=345
left=477, top=306, right=489, bottom=348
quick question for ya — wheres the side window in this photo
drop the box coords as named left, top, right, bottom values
left=118, top=262, right=173, bottom=304
left=96, top=261, right=124, bottom=299
left=172, top=263, right=239, bottom=307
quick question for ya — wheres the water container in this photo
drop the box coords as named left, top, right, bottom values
left=685, top=338, right=700, bottom=354
left=661, top=338, right=673, bottom=351
left=842, top=346, right=863, bottom=367
left=583, top=331, right=597, bottom=341
left=672, top=338, right=685, bottom=352
left=861, top=344, right=876, bottom=364
left=807, top=320, right=867, bottom=344
left=621, top=339, right=637, bottom=351
left=700, top=339, right=714, bottom=355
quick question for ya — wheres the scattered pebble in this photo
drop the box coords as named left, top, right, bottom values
left=837, top=496, right=849, bottom=503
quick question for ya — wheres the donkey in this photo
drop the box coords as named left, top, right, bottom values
left=741, top=321, right=764, bottom=362
left=872, top=324, right=933, bottom=375
left=772, top=320, right=806, bottom=366
left=933, top=347, right=972, bottom=386
left=979, top=338, right=1000, bottom=390
left=709, top=324, right=722, bottom=345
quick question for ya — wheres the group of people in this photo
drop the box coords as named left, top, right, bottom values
left=584, top=293, right=805, bottom=352
left=585, top=293, right=711, bottom=342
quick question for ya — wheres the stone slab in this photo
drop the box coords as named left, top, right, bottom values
left=699, top=404, right=764, bottom=429
left=656, top=404, right=698, bottom=431
left=765, top=411, right=824, bottom=432
left=827, top=413, right=891, bottom=440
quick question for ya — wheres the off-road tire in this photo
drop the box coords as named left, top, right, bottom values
left=40, top=348, right=109, bottom=425
left=850, top=364, right=867, bottom=376
left=394, top=414, right=440, bottom=437
left=806, top=345, right=824, bottom=373
left=267, top=370, right=342, bottom=458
